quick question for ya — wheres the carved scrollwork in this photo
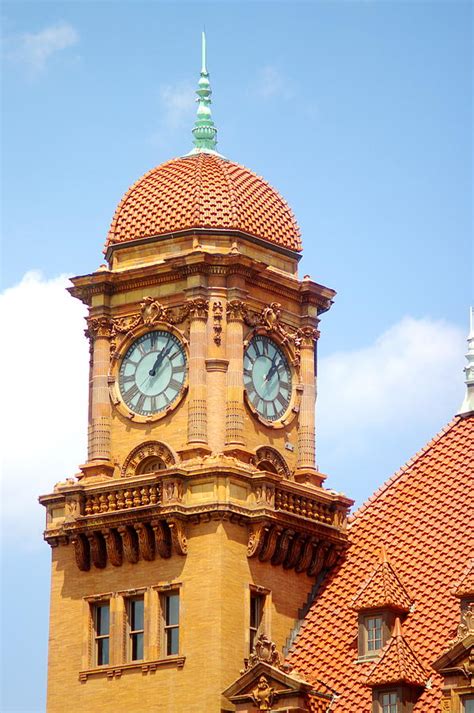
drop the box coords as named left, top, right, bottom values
left=283, top=534, right=305, bottom=570
left=212, top=301, right=223, bottom=345
left=258, top=525, right=283, bottom=562
left=135, top=523, right=155, bottom=561
left=308, top=542, right=328, bottom=577
left=103, top=528, right=123, bottom=567
left=450, top=603, right=474, bottom=647
left=118, top=525, right=139, bottom=564
left=72, top=533, right=90, bottom=571
left=168, top=518, right=187, bottom=555
left=151, top=519, right=172, bottom=559
left=121, top=441, right=176, bottom=477
left=254, top=483, right=275, bottom=507
left=247, top=523, right=269, bottom=558
left=87, top=532, right=107, bottom=569
left=271, top=528, right=295, bottom=566
left=295, top=537, right=316, bottom=574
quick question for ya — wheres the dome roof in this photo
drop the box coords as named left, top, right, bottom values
left=106, top=152, right=302, bottom=252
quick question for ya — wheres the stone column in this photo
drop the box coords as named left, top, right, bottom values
left=86, top=316, right=112, bottom=462
left=296, top=327, right=319, bottom=471
left=187, top=298, right=209, bottom=445
left=225, top=300, right=246, bottom=447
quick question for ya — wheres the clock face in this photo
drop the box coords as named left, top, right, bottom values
left=118, top=331, right=187, bottom=416
left=243, top=335, right=292, bottom=421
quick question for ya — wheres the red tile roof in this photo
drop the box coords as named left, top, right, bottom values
left=352, top=546, right=413, bottom=613
left=289, top=414, right=474, bottom=712
left=106, top=153, right=302, bottom=252
left=366, top=618, right=428, bottom=687
left=455, top=560, right=474, bottom=598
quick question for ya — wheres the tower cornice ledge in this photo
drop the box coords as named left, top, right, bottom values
left=39, top=464, right=351, bottom=575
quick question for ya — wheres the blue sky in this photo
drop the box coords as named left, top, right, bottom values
left=1, top=2, right=472, bottom=711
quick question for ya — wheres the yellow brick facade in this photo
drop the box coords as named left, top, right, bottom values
left=40, top=228, right=351, bottom=712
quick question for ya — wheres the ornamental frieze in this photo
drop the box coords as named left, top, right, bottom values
left=227, top=300, right=319, bottom=365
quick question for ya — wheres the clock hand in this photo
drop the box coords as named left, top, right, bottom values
left=264, top=354, right=279, bottom=383
left=148, top=344, right=173, bottom=377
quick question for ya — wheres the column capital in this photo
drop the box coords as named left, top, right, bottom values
left=186, top=298, right=209, bottom=321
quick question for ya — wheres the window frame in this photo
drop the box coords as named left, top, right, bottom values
left=372, top=686, right=416, bottom=713
left=126, top=595, right=145, bottom=662
left=161, top=590, right=180, bottom=657
left=358, top=610, right=396, bottom=660
left=92, top=600, right=111, bottom=667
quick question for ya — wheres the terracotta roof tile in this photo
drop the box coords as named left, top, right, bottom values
left=288, top=414, right=474, bottom=712
left=455, top=560, right=474, bottom=598
left=366, top=618, right=428, bottom=687
left=106, top=153, right=302, bottom=252
left=352, top=547, right=413, bottom=613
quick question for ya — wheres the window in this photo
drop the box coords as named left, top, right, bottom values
left=463, top=697, right=474, bottom=713
left=367, top=616, right=383, bottom=652
left=127, top=597, right=144, bottom=661
left=380, top=691, right=398, bottom=713
left=250, top=592, right=265, bottom=653
left=136, top=456, right=166, bottom=474
left=93, top=602, right=110, bottom=666
left=163, top=592, right=179, bottom=656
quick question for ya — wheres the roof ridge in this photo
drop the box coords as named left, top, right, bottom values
left=350, top=416, right=462, bottom=524
left=352, top=554, right=412, bottom=612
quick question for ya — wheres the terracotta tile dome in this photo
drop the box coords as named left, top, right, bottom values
left=106, top=152, right=302, bottom=252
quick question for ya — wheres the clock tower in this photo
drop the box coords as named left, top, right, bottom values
left=40, top=36, right=352, bottom=712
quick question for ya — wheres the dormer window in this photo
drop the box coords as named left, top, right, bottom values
left=378, top=690, right=399, bottom=713
left=367, top=615, right=383, bottom=652
left=358, top=611, right=395, bottom=659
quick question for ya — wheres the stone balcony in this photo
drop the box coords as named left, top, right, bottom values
left=39, top=457, right=352, bottom=577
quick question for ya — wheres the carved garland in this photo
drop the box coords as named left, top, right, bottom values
left=87, top=297, right=209, bottom=354
left=226, top=300, right=319, bottom=366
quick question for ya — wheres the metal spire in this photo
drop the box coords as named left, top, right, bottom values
left=458, top=307, right=474, bottom=415
left=190, top=31, right=219, bottom=154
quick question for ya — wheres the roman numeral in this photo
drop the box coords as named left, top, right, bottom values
left=121, top=374, right=135, bottom=385
left=136, top=394, right=146, bottom=412
left=173, top=364, right=185, bottom=374
left=150, top=396, right=157, bottom=412
left=169, top=378, right=182, bottom=392
left=276, top=393, right=288, bottom=408
left=124, top=384, right=139, bottom=402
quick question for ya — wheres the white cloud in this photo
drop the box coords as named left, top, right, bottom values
left=254, top=65, right=292, bottom=101
left=160, top=81, right=195, bottom=129
left=1, top=277, right=465, bottom=549
left=316, top=316, right=465, bottom=460
left=0, top=272, right=88, bottom=548
left=7, top=21, right=79, bottom=74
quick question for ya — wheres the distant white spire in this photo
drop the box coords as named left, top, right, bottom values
left=458, top=307, right=474, bottom=415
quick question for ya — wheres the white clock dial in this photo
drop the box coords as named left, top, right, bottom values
left=243, top=335, right=292, bottom=421
left=118, top=331, right=187, bottom=416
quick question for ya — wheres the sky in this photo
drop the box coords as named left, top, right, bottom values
left=1, top=1, right=472, bottom=711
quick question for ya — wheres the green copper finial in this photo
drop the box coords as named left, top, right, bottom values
left=191, top=31, right=218, bottom=152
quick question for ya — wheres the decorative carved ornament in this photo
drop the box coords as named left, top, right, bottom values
left=251, top=675, right=274, bottom=711
left=227, top=300, right=319, bottom=366
left=90, top=296, right=208, bottom=353
left=252, top=446, right=290, bottom=478
left=121, top=441, right=177, bottom=478
left=247, top=526, right=341, bottom=577
left=212, top=301, right=223, bottom=345
left=449, top=603, right=474, bottom=647
left=68, top=518, right=182, bottom=571
left=242, top=633, right=292, bottom=675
